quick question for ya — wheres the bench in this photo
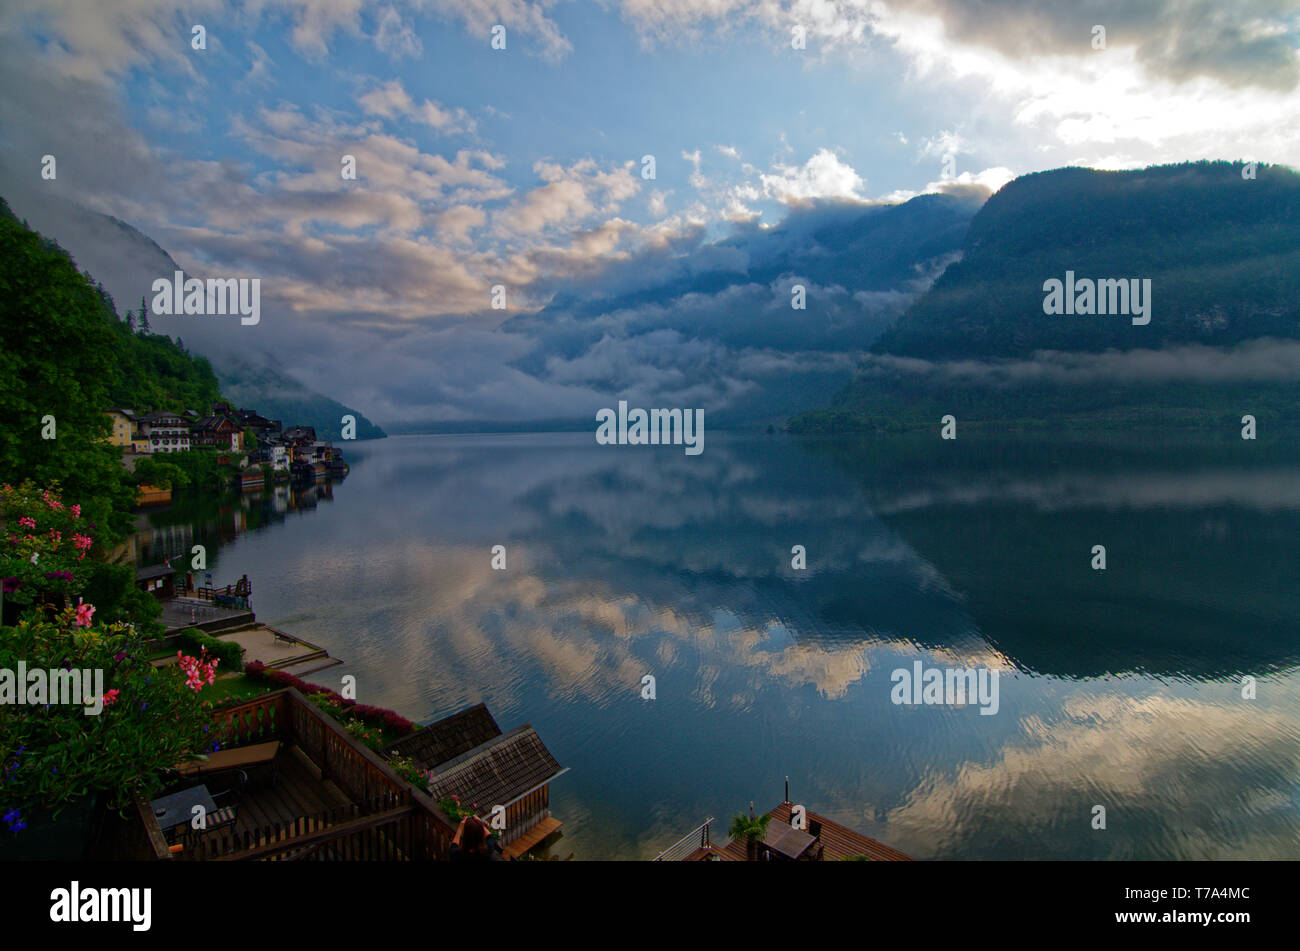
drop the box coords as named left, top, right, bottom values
left=177, top=740, right=281, bottom=786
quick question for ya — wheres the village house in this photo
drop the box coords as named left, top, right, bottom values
left=139, top=412, right=191, bottom=453
left=251, top=442, right=290, bottom=473
left=281, top=425, right=316, bottom=447
left=104, top=408, right=139, bottom=449
left=236, top=409, right=281, bottom=441
left=191, top=414, right=243, bottom=451
left=101, top=400, right=344, bottom=487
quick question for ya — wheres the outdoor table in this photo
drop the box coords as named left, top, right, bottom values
left=763, top=822, right=816, bottom=860
left=149, top=785, right=217, bottom=839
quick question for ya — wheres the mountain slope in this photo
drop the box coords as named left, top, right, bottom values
left=791, top=161, right=1300, bottom=433
left=0, top=198, right=221, bottom=536
left=873, top=161, right=1300, bottom=358
left=0, top=183, right=386, bottom=440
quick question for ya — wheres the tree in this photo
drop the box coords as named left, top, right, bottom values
left=138, top=295, right=150, bottom=334
left=124, top=308, right=136, bottom=333
left=729, top=812, right=771, bottom=862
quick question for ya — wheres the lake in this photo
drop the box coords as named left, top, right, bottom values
left=132, top=430, right=1300, bottom=860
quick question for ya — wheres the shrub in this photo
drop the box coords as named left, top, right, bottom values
left=0, top=605, right=213, bottom=818
left=175, top=627, right=242, bottom=670
left=0, top=482, right=96, bottom=610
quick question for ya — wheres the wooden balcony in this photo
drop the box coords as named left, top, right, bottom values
left=136, top=688, right=457, bottom=861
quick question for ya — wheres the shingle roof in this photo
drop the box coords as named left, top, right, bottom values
left=384, top=703, right=502, bottom=770
left=423, top=726, right=564, bottom=809
left=135, top=564, right=176, bottom=581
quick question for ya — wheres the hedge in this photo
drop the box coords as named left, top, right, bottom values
left=176, top=627, right=244, bottom=669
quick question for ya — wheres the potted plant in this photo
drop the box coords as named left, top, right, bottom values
left=729, top=812, right=771, bottom=862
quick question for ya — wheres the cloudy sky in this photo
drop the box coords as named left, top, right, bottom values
left=2, top=0, right=1298, bottom=426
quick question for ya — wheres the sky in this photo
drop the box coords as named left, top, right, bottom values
left=1, top=0, right=1298, bottom=427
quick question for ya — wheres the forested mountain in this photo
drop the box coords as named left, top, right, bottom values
left=218, top=356, right=387, bottom=442
left=873, top=161, right=1300, bottom=358
left=793, top=161, right=1300, bottom=432
left=0, top=186, right=386, bottom=441
left=0, top=198, right=223, bottom=536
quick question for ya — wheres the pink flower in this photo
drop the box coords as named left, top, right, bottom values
left=18, top=517, right=35, bottom=530
left=72, top=533, right=92, bottom=561
left=48, top=529, right=61, bottom=545
left=70, top=504, right=80, bottom=517
left=75, top=601, right=95, bottom=627
left=177, top=650, right=219, bottom=692
left=102, top=689, right=120, bottom=706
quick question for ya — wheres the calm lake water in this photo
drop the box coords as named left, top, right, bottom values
left=134, top=431, right=1300, bottom=860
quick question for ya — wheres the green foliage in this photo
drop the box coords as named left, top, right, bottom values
left=0, top=482, right=95, bottom=609
left=387, top=753, right=431, bottom=794
left=130, top=456, right=188, bottom=490
left=107, top=330, right=219, bottom=414
left=728, top=812, right=771, bottom=842
left=79, top=561, right=163, bottom=638
left=0, top=208, right=136, bottom=539
left=164, top=449, right=238, bottom=493
left=174, top=627, right=243, bottom=670
left=788, top=370, right=1300, bottom=434
left=0, top=199, right=224, bottom=541
left=342, top=717, right=386, bottom=752
left=439, top=796, right=477, bottom=822
left=220, top=358, right=387, bottom=441
left=0, top=606, right=211, bottom=815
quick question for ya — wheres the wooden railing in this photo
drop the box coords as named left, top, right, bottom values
left=177, top=793, right=410, bottom=861
left=211, top=690, right=285, bottom=748
left=197, top=688, right=455, bottom=861
left=192, top=577, right=251, bottom=604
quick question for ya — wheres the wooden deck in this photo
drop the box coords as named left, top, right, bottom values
left=149, top=690, right=458, bottom=861
left=684, top=803, right=913, bottom=861
left=234, top=744, right=352, bottom=834
left=501, top=817, right=562, bottom=859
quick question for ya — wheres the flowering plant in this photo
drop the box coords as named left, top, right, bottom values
left=0, top=605, right=211, bottom=823
left=386, top=754, right=431, bottom=794
left=438, top=795, right=480, bottom=823
left=0, top=482, right=93, bottom=610
left=176, top=648, right=219, bottom=692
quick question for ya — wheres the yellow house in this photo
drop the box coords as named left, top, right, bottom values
left=104, top=409, right=137, bottom=449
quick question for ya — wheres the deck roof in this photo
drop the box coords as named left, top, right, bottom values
left=423, top=725, right=564, bottom=810
left=383, top=702, right=502, bottom=770
left=135, top=564, right=177, bottom=581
